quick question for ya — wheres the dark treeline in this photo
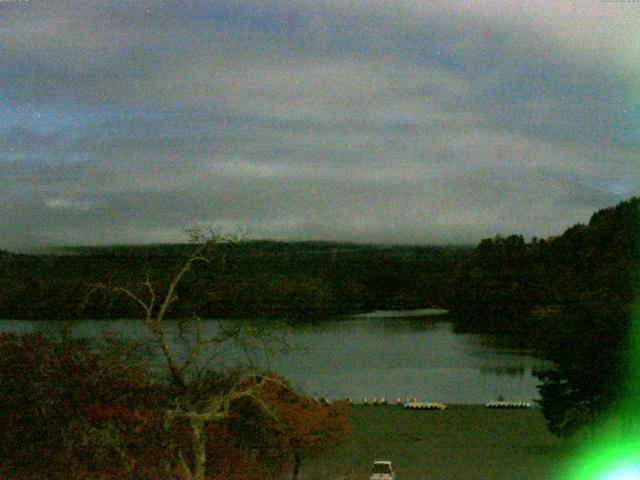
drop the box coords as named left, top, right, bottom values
left=450, top=197, right=639, bottom=341
left=0, top=241, right=472, bottom=320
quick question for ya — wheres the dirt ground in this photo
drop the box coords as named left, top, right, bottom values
left=299, top=405, right=571, bottom=480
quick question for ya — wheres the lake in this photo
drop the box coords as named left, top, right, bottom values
left=0, top=310, right=550, bottom=404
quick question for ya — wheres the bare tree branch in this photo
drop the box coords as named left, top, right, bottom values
left=112, top=286, right=152, bottom=318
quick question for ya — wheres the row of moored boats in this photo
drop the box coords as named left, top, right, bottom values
left=318, top=397, right=534, bottom=409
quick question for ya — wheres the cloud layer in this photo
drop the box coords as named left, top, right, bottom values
left=1, top=0, right=638, bottom=250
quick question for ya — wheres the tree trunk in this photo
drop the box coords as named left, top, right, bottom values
left=291, top=451, right=301, bottom=480
left=192, top=419, right=207, bottom=480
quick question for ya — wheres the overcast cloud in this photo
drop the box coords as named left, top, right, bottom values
left=1, top=0, right=638, bottom=250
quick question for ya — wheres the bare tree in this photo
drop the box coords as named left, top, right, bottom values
left=91, top=227, right=287, bottom=480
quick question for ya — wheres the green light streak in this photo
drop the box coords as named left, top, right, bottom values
left=561, top=303, right=640, bottom=479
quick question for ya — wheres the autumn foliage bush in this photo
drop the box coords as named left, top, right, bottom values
left=0, top=332, right=169, bottom=479
left=0, top=333, right=350, bottom=479
left=221, top=378, right=351, bottom=479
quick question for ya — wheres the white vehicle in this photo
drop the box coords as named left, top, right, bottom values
left=369, top=460, right=396, bottom=480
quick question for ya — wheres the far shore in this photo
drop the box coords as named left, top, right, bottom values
left=347, top=308, right=450, bottom=318
left=300, top=404, right=571, bottom=480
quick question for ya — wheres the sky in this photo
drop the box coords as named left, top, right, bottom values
left=1, top=0, right=639, bottom=250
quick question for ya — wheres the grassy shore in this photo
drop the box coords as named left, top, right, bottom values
left=300, top=405, right=571, bottom=480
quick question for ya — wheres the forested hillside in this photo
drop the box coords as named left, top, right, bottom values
left=450, top=197, right=639, bottom=340
left=0, top=241, right=471, bottom=320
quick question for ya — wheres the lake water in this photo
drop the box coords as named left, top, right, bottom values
left=0, top=310, right=550, bottom=404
